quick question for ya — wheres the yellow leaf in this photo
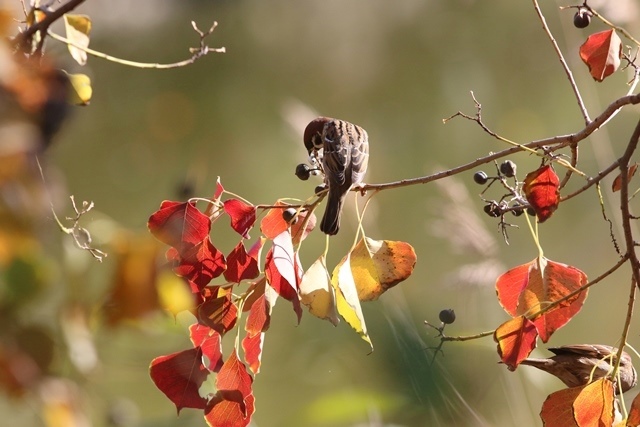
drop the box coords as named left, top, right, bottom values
left=65, top=72, right=92, bottom=105
left=350, top=238, right=417, bottom=301
left=300, top=256, right=339, bottom=326
left=157, top=271, right=195, bottom=317
left=332, top=253, right=373, bottom=351
left=64, top=14, right=91, bottom=65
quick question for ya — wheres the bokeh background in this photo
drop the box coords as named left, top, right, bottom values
left=3, top=0, right=640, bottom=426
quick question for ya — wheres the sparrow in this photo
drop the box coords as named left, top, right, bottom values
left=519, top=344, right=637, bottom=394
left=303, top=117, right=369, bottom=235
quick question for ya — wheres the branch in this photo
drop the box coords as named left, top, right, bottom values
left=360, top=93, right=640, bottom=194
left=14, top=0, right=86, bottom=53
left=47, top=21, right=225, bottom=69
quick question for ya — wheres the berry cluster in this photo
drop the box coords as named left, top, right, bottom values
left=473, top=160, right=533, bottom=221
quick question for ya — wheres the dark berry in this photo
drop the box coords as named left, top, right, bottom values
left=527, top=207, right=536, bottom=217
left=282, top=208, right=297, bottom=223
left=511, top=203, right=524, bottom=216
left=314, top=184, right=327, bottom=195
left=439, top=309, right=456, bottom=325
left=484, top=203, right=501, bottom=217
left=295, top=163, right=311, bottom=181
left=573, top=8, right=591, bottom=28
left=500, top=160, right=517, bottom=178
left=473, top=171, right=489, bottom=185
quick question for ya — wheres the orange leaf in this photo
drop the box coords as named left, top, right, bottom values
left=260, top=201, right=289, bottom=239
left=349, top=238, right=417, bottom=301
left=579, top=29, right=622, bottom=82
left=496, top=257, right=588, bottom=343
left=523, top=165, right=560, bottom=223
left=612, top=163, right=638, bottom=192
left=540, top=379, right=614, bottom=427
left=206, top=351, right=255, bottom=427
left=494, top=316, right=538, bottom=369
left=198, top=291, right=238, bottom=336
left=627, top=392, right=640, bottom=426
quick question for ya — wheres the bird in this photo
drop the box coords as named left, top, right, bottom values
left=303, top=117, right=369, bottom=235
left=519, top=344, right=637, bottom=394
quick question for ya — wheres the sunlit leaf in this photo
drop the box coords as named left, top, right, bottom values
left=149, top=348, right=208, bottom=413
left=167, top=238, right=226, bottom=293
left=65, top=72, right=92, bottom=105
left=224, top=239, right=263, bottom=283
left=260, top=201, right=289, bottom=239
left=291, top=210, right=317, bottom=245
left=148, top=201, right=211, bottom=252
left=349, top=238, right=416, bottom=301
left=224, top=199, right=256, bottom=239
left=189, top=324, right=223, bottom=372
left=63, top=14, right=91, bottom=65
left=332, top=253, right=372, bottom=351
left=579, top=29, right=622, bottom=82
left=198, top=290, right=238, bottom=336
left=264, top=232, right=302, bottom=323
left=300, top=256, right=339, bottom=326
left=523, top=165, right=560, bottom=223
left=495, top=257, right=588, bottom=342
left=205, top=351, right=255, bottom=427
left=494, top=316, right=537, bottom=369
left=540, top=379, right=614, bottom=427
left=627, top=392, right=640, bottom=426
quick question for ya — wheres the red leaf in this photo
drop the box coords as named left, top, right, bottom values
left=198, top=291, right=238, bottom=336
left=149, top=348, right=208, bottom=413
left=224, top=199, right=256, bottom=239
left=242, top=293, right=271, bottom=375
left=189, top=324, right=223, bottom=372
left=264, top=231, right=303, bottom=323
left=496, top=257, right=588, bottom=343
left=168, top=238, right=227, bottom=293
left=523, top=165, right=560, bottom=223
left=579, top=29, right=622, bottom=82
left=148, top=201, right=211, bottom=253
left=260, top=201, right=289, bottom=239
left=224, top=240, right=263, bottom=283
left=494, top=316, right=538, bottom=369
left=242, top=333, right=264, bottom=376
left=612, top=163, right=638, bottom=192
left=205, top=351, right=255, bottom=427
left=628, top=392, right=640, bottom=426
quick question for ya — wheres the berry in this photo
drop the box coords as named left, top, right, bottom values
left=527, top=207, right=537, bottom=217
left=439, top=309, right=456, bottom=325
left=314, top=184, right=327, bottom=195
left=484, top=203, right=501, bottom=217
left=500, top=160, right=517, bottom=178
left=473, top=171, right=489, bottom=185
left=573, top=8, right=591, bottom=28
left=511, top=203, right=524, bottom=216
left=282, top=207, right=297, bottom=223
left=295, top=163, right=311, bottom=181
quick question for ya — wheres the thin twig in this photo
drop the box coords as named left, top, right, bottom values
left=47, top=21, right=225, bottom=69
left=532, top=0, right=590, bottom=124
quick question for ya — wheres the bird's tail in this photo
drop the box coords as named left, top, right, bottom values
left=320, top=189, right=347, bottom=235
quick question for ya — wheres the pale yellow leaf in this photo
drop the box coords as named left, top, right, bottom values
left=300, top=256, right=339, bottom=326
left=64, top=14, right=91, bottom=65
left=65, top=72, right=92, bottom=105
left=332, top=253, right=373, bottom=351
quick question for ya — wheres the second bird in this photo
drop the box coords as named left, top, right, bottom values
left=303, top=117, right=369, bottom=235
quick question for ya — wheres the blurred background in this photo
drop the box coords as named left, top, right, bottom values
left=2, top=0, right=640, bottom=426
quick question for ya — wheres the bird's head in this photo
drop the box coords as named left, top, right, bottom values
left=303, top=117, right=332, bottom=154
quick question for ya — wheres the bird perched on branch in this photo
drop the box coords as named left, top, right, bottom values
left=303, top=117, right=369, bottom=235
left=519, top=344, right=637, bottom=394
